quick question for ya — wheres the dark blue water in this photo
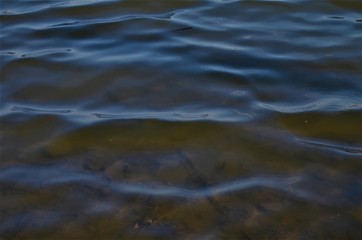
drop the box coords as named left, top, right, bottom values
left=1, top=0, right=362, bottom=239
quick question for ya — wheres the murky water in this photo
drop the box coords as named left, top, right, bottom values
left=1, top=0, right=361, bottom=239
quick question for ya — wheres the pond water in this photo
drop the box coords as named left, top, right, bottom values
left=1, top=0, right=361, bottom=239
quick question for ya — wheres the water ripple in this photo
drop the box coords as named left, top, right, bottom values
left=94, top=112, right=208, bottom=121
left=20, top=48, right=72, bottom=58
left=298, top=138, right=362, bottom=155
left=1, top=165, right=360, bottom=207
left=2, top=107, right=255, bottom=123
left=11, top=106, right=72, bottom=114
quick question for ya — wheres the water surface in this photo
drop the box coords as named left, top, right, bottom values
left=1, top=0, right=362, bottom=239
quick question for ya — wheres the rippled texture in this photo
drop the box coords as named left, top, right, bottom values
left=1, top=0, right=362, bottom=239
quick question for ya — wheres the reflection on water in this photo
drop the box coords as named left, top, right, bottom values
left=1, top=0, right=362, bottom=239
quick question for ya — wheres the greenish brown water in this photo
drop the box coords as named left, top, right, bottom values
left=1, top=0, right=362, bottom=239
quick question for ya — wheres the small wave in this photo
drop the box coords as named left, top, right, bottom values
left=20, top=49, right=72, bottom=58
left=94, top=112, right=208, bottom=121
left=298, top=138, right=362, bottom=154
left=93, top=109, right=255, bottom=122
left=256, top=98, right=362, bottom=113
left=3, top=108, right=253, bottom=123
left=327, top=16, right=345, bottom=20
left=48, top=21, right=79, bottom=28
left=1, top=165, right=359, bottom=207
left=11, top=106, right=72, bottom=114
left=173, top=113, right=208, bottom=119
left=0, top=10, right=15, bottom=15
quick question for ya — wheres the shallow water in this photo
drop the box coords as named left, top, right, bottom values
left=1, top=0, right=361, bottom=239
